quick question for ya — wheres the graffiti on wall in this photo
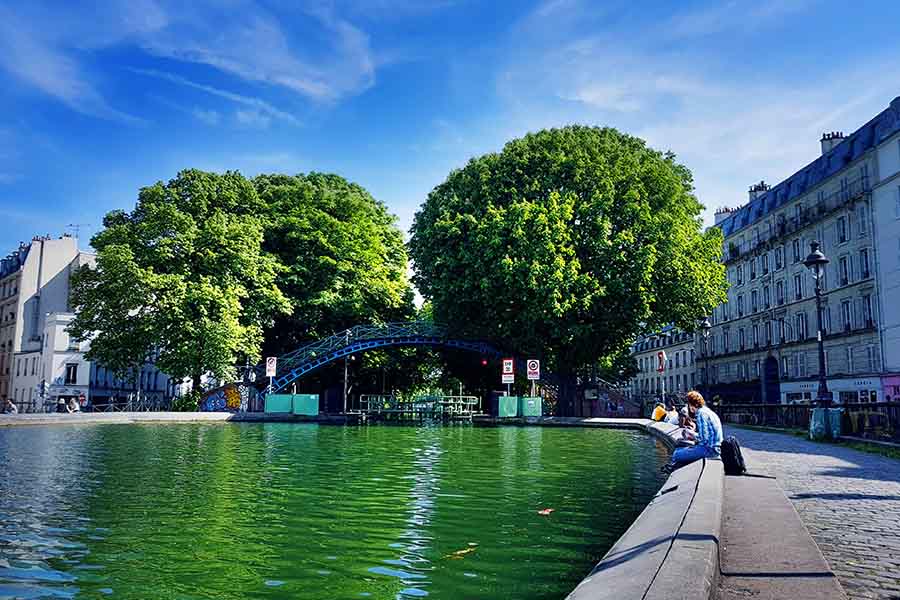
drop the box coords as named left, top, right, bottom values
left=200, top=383, right=251, bottom=412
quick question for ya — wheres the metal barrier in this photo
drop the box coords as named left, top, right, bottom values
left=715, top=402, right=900, bottom=442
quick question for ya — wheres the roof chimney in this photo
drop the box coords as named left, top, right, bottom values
left=714, top=206, right=736, bottom=226
left=748, top=180, right=769, bottom=202
left=820, top=131, right=844, bottom=155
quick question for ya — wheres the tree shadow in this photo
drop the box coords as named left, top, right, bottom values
left=790, top=491, right=899, bottom=501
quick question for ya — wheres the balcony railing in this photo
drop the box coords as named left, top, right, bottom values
left=722, top=175, right=870, bottom=264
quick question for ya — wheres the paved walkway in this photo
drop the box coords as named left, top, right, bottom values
left=734, top=428, right=900, bottom=600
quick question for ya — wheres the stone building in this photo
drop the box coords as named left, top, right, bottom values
left=705, top=96, right=900, bottom=404
left=629, top=326, right=698, bottom=404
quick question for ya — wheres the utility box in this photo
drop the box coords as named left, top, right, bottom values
left=519, top=396, right=542, bottom=417
left=265, top=394, right=293, bottom=413
left=292, top=394, right=320, bottom=416
left=498, top=396, right=519, bottom=418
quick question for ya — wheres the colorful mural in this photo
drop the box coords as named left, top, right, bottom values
left=200, top=384, right=251, bottom=412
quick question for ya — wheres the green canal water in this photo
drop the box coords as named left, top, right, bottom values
left=0, top=424, right=668, bottom=599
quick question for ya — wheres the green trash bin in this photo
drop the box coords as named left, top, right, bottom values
left=809, top=407, right=827, bottom=440
left=827, top=407, right=843, bottom=439
left=265, top=394, right=293, bottom=413
left=498, top=396, right=519, bottom=418
left=291, top=394, right=319, bottom=416
left=519, top=396, right=542, bottom=417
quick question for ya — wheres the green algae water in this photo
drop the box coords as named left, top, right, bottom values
left=0, top=424, right=667, bottom=599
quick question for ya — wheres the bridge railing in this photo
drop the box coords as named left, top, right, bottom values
left=715, top=402, right=900, bottom=442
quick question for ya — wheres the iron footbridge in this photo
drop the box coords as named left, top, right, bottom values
left=268, top=321, right=503, bottom=394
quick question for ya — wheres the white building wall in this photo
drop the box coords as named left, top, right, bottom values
left=873, top=131, right=900, bottom=373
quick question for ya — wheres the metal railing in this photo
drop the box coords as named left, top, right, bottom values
left=715, top=401, right=900, bottom=442
left=722, top=176, right=870, bottom=264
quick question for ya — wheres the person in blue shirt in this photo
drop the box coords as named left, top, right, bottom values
left=661, top=390, right=723, bottom=474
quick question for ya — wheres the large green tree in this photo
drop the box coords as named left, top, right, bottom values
left=409, top=126, right=726, bottom=414
left=69, top=169, right=290, bottom=392
left=253, top=173, right=414, bottom=356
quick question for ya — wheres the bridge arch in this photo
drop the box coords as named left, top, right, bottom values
left=267, top=321, right=505, bottom=393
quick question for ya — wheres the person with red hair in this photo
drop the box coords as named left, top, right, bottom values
left=661, top=390, right=723, bottom=474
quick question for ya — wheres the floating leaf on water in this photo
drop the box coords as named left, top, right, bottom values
left=537, top=508, right=555, bottom=516
left=444, top=546, right=478, bottom=559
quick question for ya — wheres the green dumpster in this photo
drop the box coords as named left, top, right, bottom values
left=292, top=394, right=320, bottom=416
left=827, top=407, right=843, bottom=439
left=265, top=394, right=293, bottom=413
left=498, top=396, right=519, bottom=418
left=519, top=396, right=542, bottom=417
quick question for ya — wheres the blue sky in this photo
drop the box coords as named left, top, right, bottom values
left=1, top=0, right=900, bottom=250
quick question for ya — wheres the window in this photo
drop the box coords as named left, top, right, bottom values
left=838, top=216, right=848, bottom=243
left=736, top=264, right=744, bottom=285
left=15, top=359, right=19, bottom=377
left=782, top=356, right=789, bottom=377
left=792, top=238, right=801, bottom=263
left=751, top=290, right=758, bottom=313
left=31, top=357, right=36, bottom=376
left=798, top=352, right=807, bottom=377
left=65, top=364, right=78, bottom=385
left=866, top=345, right=876, bottom=371
left=753, top=360, right=760, bottom=378
left=793, top=274, right=803, bottom=300
left=723, top=330, right=730, bottom=353
left=761, top=253, right=769, bottom=274
left=737, top=295, right=744, bottom=317
left=795, top=312, right=808, bottom=340
left=675, top=352, right=681, bottom=368
left=775, top=246, right=784, bottom=270
left=738, top=328, right=746, bottom=350
left=763, top=285, right=771, bottom=309
left=860, top=248, right=870, bottom=278
left=857, top=204, right=867, bottom=236
left=839, top=256, right=849, bottom=285
left=776, top=281, right=784, bottom=305
left=847, top=347, right=854, bottom=373
left=841, top=300, right=852, bottom=331
left=750, top=259, right=757, bottom=280
left=862, top=294, right=873, bottom=327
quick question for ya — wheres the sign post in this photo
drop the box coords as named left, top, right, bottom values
left=502, top=358, right=515, bottom=396
left=526, top=359, right=540, bottom=397
left=265, top=357, right=277, bottom=395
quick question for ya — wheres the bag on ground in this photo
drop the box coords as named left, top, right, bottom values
left=721, top=436, right=746, bottom=475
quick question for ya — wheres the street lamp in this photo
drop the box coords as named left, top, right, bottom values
left=803, top=241, right=831, bottom=409
left=700, top=316, right=712, bottom=398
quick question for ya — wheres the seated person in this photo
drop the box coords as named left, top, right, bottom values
left=1, top=398, right=17, bottom=414
left=663, top=404, right=680, bottom=426
left=661, top=390, right=723, bottom=474
left=651, top=403, right=667, bottom=421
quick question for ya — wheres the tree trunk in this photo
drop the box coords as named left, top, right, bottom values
left=192, top=373, right=202, bottom=396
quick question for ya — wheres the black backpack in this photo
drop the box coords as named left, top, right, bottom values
left=721, top=436, right=747, bottom=475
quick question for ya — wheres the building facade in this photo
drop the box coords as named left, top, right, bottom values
left=629, top=326, right=698, bottom=403
left=3, top=236, right=179, bottom=412
left=627, top=95, right=900, bottom=405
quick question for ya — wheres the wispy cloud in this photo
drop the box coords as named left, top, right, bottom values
left=133, top=69, right=301, bottom=126
left=492, top=0, right=898, bottom=224
left=191, top=107, right=220, bottom=126
left=235, top=109, right=272, bottom=129
left=665, top=0, right=815, bottom=39
left=0, top=6, right=143, bottom=123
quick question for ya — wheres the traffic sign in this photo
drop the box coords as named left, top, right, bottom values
left=502, top=358, right=514, bottom=374
left=265, top=356, right=278, bottom=377
left=527, top=359, right=540, bottom=380
left=502, top=373, right=515, bottom=384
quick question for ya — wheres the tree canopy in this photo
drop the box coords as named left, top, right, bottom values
left=69, top=169, right=290, bottom=391
left=253, top=172, right=414, bottom=356
left=409, top=125, right=726, bottom=393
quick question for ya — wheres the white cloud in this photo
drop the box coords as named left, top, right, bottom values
left=235, top=109, right=272, bottom=129
left=191, top=107, right=220, bottom=126
left=492, top=1, right=900, bottom=226
left=133, top=69, right=301, bottom=126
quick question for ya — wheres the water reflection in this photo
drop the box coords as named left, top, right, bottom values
left=0, top=424, right=666, bottom=599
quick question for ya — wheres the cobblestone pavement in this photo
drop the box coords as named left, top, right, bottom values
left=734, top=428, right=900, bottom=600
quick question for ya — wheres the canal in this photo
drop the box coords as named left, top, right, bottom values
left=0, top=424, right=668, bottom=599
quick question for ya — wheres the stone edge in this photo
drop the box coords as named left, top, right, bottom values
left=566, top=420, right=723, bottom=600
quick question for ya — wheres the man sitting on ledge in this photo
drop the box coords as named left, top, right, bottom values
left=661, top=390, right=722, bottom=474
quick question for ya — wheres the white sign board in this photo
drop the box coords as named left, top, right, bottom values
left=265, top=356, right=278, bottom=377
left=502, top=373, right=515, bottom=384
left=527, top=359, right=540, bottom=380
left=502, top=358, right=515, bottom=374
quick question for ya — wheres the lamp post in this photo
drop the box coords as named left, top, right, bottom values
left=700, top=316, right=712, bottom=398
left=803, top=241, right=831, bottom=409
